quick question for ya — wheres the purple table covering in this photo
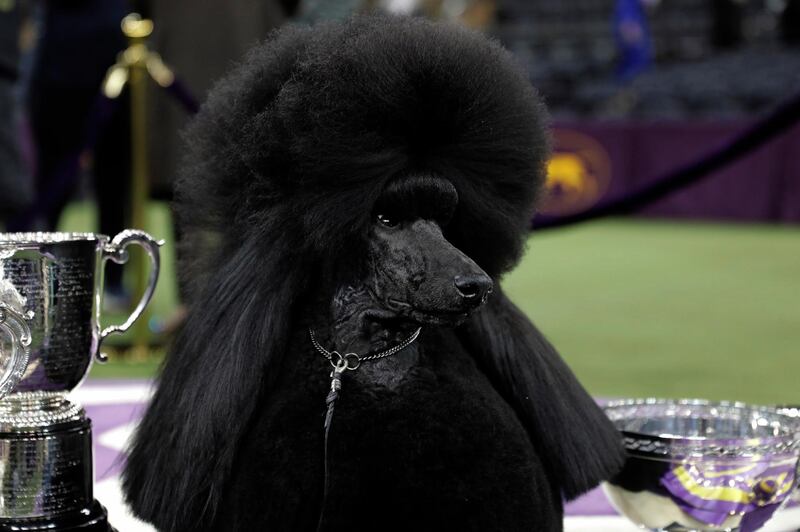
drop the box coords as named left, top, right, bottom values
left=82, top=380, right=800, bottom=520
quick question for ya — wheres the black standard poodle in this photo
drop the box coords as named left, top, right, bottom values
left=123, top=15, right=625, bottom=532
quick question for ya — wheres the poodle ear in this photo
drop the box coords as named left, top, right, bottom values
left=458, top=287, right=625, bottom=500
left=122, top=235, right=304, bottom=531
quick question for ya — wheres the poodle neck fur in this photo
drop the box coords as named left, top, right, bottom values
left=319, top=285, right=415, bottom=355
left=309, top=285, right=422, bottom=386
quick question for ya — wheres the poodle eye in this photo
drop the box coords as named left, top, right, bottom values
left=376, top=214, right=399, bottom=228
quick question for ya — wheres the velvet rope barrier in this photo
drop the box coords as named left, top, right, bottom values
left=11, top=80, right=799, bottom=232
left=532, top=91, right=800, bottom=231
left=161, top=78, right=200, bottom=115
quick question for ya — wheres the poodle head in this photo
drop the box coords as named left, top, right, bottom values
left=348, top=174, right=492, bottom=328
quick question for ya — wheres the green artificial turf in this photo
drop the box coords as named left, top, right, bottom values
left=63, top=201, right=799, bottom=405
left=504, top=219, right=800, bottom=405
left=89, top=349, right=164, bottom=379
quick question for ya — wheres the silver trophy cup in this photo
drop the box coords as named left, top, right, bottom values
left=0, top=231, right=162, bottom=531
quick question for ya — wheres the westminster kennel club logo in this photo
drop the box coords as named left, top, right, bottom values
left=541, top=129, right=612, bottom=216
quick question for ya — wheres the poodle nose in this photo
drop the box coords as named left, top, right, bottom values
left=454, top=274, right=493, bottom=303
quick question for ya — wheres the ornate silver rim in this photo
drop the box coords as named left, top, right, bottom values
left=604, top=398, right=800, bottom=461
left=0, top=232, right=109, bottom=245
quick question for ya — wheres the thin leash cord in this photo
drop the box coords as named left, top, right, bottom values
left=311, top=327, right=421, bottom=532
left=316, top=375, right=339, bottom=532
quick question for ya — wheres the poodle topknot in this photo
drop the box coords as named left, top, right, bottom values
left=123, top=15, right=624, bottom=532
left=176, top=15, right=549, bottom=292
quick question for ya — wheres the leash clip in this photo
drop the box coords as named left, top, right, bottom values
left=328, top=351, right=361, bottom=371
left=328, top=352, right=359, bottom=393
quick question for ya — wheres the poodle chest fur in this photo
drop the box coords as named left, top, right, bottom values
left=215, top=329, right=562, bottom=532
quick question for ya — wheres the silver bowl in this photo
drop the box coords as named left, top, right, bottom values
left=603, top=398, right=800, bottom=532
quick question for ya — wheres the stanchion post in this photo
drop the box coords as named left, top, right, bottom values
left=102, top=13, right=160, bottom=357
left=125, top=14, right=152, bottom=357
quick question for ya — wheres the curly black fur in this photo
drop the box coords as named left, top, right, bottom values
left=123, top=15, right=625, bottom=532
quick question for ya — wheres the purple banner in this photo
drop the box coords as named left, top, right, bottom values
left=660, top=458, right=796, bottom=531
left=541, top=121, right=800, bottom=224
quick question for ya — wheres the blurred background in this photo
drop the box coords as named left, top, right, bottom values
left=0, top=0, right=797, bottom=404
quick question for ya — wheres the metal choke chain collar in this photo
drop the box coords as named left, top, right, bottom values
left=308, top=326, right=422, bottom=383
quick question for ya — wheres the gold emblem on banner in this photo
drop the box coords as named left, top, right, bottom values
left=540, top=129, right=612, bottom=216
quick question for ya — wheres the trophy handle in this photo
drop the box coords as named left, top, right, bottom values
left=96, top=229, right=164, bottom=362
left=0, top=303, right=33, bottom=399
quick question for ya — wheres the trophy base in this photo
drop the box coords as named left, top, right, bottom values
left=0, top=500, right=115, bottom=531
